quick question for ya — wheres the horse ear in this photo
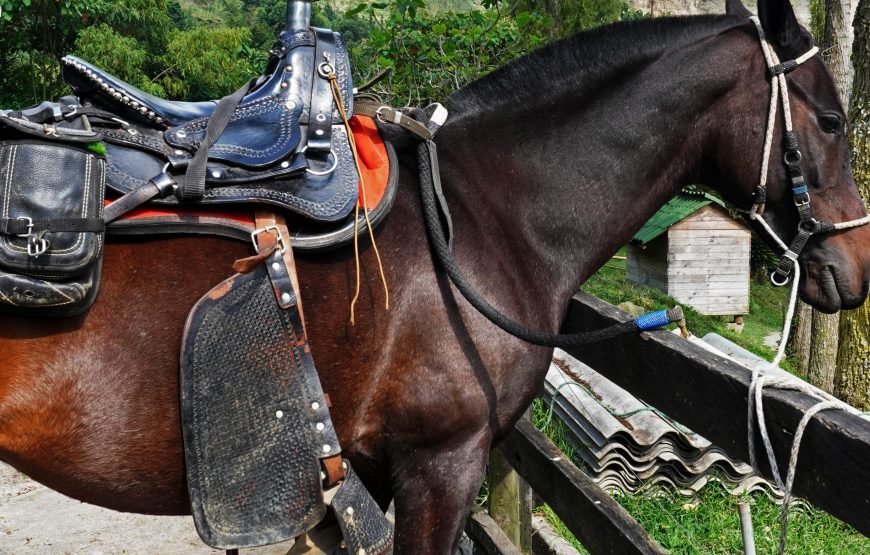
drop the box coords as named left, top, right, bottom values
left=725, top=0, right=751, bottom=18
left=757, top=0, right=813, bottom=54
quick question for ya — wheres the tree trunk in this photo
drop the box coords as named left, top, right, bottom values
left=837, top=0, right=870, bottom=410
left=824, top=0, right=851, bottom=101
left=807, top=311, right=839, bottom=392
left=792, top=300, right=813, bottom=378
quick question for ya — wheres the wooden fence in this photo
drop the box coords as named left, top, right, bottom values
left=464, top=292, right=870, bottom=554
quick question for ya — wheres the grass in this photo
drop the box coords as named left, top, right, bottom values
left=581, top=250, right=796, bottom=372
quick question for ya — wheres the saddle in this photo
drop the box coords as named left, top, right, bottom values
left=0, top=5, right=399, bottom=553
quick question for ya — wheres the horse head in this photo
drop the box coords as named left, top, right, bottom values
left=713, top=0, right=870, bottom=313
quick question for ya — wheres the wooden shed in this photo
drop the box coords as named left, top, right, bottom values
left=626, top=190, right=751, bottom=316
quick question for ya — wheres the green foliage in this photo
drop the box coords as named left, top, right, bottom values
left=347, top=1, right=549, bottom=105
left=809, top=0, right=825, bottom=43
left=161, top=27, right=255, bottom=100
left=74, top=24, right=162, bottom=95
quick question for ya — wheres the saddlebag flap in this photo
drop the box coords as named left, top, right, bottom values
left=0, top=135, right=106, bottom=315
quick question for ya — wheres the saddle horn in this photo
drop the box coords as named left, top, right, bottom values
left=287, top=0, right=314, bottom=30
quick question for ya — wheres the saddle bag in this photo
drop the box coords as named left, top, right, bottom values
left=0, top=101, right=106, bottom=316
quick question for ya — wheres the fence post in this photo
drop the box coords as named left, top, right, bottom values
left=488, top=416, right=533, bottom=553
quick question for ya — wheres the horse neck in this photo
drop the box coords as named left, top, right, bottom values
left=435, top=22, right=757, bottom=330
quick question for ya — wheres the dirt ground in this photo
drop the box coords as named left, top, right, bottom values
left=0, top=463, right=291, bottom=555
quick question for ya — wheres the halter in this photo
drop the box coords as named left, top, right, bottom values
left=747, top=16, right=870, bottom=287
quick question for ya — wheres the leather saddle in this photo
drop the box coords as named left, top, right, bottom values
left=62, top=27, right=368, bottom=224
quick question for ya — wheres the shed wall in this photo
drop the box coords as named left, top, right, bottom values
left=666, top=206, right=750, bottom=315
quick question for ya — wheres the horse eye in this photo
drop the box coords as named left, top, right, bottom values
left=819, top=112, right=843, bottom=134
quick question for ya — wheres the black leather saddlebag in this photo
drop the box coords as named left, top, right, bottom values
left=0, top=103, right=107, bottom=316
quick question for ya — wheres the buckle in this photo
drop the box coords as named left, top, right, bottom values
left=27, top=237, right=49, bottom=257
left=16, top=217, right=34, bottom=238
left=794, top=194, right=811, bottom=207
left=250, top=225, right=287, bottom=254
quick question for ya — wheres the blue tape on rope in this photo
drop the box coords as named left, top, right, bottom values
left=792, top=185, right=808, bottom=195
left=635, top=310, right=671, bottom=331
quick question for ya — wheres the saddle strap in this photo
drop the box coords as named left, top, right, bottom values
left=181, top=78, right=257, bottom=200
left=307, top=29, right=339, bottom=153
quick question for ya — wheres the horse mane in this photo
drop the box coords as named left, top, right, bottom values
left=445, top=14, right=745, bottom=117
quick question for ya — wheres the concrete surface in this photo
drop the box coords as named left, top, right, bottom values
left=0, top=463, right=290, bottom=555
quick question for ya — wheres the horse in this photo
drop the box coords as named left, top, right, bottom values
left=1, top=0, right=868, bottom=552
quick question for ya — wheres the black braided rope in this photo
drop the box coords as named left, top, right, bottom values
left=417, top=141, right=641, bottom=348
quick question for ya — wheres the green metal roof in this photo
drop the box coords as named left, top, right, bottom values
left=631, top=188, right=726, bottom=245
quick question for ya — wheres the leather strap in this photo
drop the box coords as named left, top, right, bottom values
left=104, top=171, right=177, bottom=223
left=354, top=99, right=433, bottom=141
left=306, top=29, right=337, bottom=153
left=181, top=78, right=257, bottom=200
left=254, top=211, right=306, bottom=330
left=0, top=217, right=103, bottom=235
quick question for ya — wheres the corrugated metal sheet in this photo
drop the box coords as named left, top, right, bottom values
left=542, top=349, right=785, bottom=501
left=631, top=189, right=725, bottom=245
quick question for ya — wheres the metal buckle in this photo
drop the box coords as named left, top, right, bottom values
left=250, top=225, right=287, bottom=254
left=16, top=217, right=34, bottom=238
left=794, top=194, right=811, bottom=207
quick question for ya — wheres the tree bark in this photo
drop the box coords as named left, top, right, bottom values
left=824, top=0, right=851, bottom=101
left=837, top=0, right=870, bottom=410
left=808, top=311, right=839, bottom=393
left=792, top=300, right=813, bottom=378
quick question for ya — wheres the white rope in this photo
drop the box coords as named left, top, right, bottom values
left=834, top=214, right=870, bottom=229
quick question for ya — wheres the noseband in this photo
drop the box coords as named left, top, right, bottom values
left=746, top=16, right=870, bottom=287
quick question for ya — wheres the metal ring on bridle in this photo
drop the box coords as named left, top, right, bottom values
left=784, top=150, right=802, bottom=165
left=770, top=270, right=791, bottom=287
left=300, top=145, right=338, bottom=176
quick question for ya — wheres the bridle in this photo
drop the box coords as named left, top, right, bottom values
left=746, top=16, right=870, bottom=287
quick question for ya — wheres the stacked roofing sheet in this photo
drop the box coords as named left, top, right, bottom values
left=542, top=348, right=783, bottom=500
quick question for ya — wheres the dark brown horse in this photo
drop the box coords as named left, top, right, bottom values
left=2, top=0, right=869, bottom=552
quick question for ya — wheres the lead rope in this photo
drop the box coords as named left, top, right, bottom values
left=321, top=57, right=390, bottom=324
left=746, top=17, right=870, bottom=554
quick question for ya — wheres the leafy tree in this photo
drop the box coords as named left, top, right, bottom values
left=160, top=26, right=255, bottom=100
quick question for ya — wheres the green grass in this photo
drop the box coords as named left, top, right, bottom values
left=614, top=482, right=870, bottom=555
left=530, top=399, right=870, bottom=554
left=581, top=250, right=796, bottom=372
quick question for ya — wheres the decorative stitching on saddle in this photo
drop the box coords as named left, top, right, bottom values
left=204, top=127, right=358, bottom=219
left=102, top=128, right=167, bottom=154
left=176, top=95, right=281, bottom=135
left=176, top=96, right=299, bottom=160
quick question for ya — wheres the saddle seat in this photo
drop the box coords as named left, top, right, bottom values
left=62, top=55, right=217, bottom=128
